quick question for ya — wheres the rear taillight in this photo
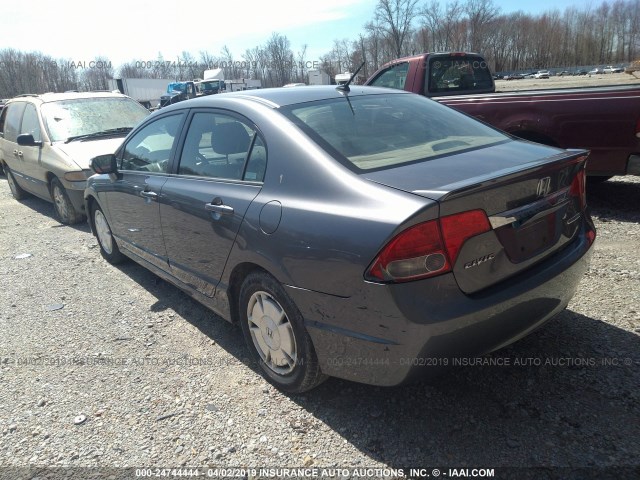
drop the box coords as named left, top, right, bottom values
left=365, top=210, right=491, bottom=283
left=570, top=169, right=587, bottom=210
left=440, top=210, right=491, bottom=265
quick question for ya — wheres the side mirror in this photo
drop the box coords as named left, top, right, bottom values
left=90, top=154, right=118, bottom=174
left=17, top=133, right=43, bottom=147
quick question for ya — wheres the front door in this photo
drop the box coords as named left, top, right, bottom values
left=106, top=112, right=185, bottom=269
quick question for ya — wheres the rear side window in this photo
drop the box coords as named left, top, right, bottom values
left=121, top=114, right=184, bottom=173
left=282, top=93, right=508, bottom=172
left=427, top=56, right=494, bottom=94
left=244, top=136, right=267, bottom=182
left=3, top=102, right=27, bottom=143
left=178, top=112, right=260, bottom=181
left=368, top=62, right=409, bottom=90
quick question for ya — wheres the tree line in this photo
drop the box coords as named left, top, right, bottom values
left=321, top=0, right=640, bottom=80
left=1, top=0, right=638, bottom=98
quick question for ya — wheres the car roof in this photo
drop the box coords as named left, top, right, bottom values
left=8, top=91, right=129, bottom=104
left=161, top=85, right=409, bottom=111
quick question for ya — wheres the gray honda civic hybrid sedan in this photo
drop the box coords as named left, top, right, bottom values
left=85, top=86, right=595, bottom=392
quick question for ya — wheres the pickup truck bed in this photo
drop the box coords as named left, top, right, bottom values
left=365, top=53, right=640, bottom=178
left=439, top=85, right=640, bottom=177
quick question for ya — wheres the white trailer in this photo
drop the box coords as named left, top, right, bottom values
left=226, top=79, right=262, bottom=92
left=203, top=68, right=224, bottom=80
left=108, top=78, right=172, bottom=109
left=308, top=69, right=330, bottom=85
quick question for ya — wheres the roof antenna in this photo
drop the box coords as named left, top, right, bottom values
left=336, top=62, right=365, bottom=92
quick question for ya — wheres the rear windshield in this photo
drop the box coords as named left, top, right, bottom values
left=427, top=55, right=494, bottom=94
left=41, top=97, right=149, bottom=142
left=281, top=93, right=508, bottom=171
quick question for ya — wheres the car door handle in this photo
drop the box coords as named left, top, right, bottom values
left=205, top=202, right=234, bottom=215
left=140, top=190, right=158, bottom=199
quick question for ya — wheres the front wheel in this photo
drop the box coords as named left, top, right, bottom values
left=5, top=167, right=29, bottom=200
left=239, top=272, right=326, bottom=393
left=50, top=177, right=82, bottom=225
left=92, top=203, right=125, bottom=264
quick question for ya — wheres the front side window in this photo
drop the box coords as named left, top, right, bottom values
left=367, top=62, right=409, bottom=91
left=3, top=102, right=27, bottom=143
left=41, top=97, right=149, bottom=142
left=282, top=93, right=508, bottom=172
left=121, top=114, right=184, bottom=173
left=20, top=104, right=42, bottom=142
left=178, top=112, right=258, bottom=180
left=0, top=107, right=8, bottom=136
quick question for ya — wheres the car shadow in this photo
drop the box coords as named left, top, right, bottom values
left=2, top=189, right=90, bottom=233
left=299, top=310, right=640, bottom=469
left=111, top=261, right=639, bottom=469
left=588, top=177, right=639, bottom=223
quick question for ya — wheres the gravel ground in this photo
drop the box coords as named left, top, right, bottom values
left=0, top=174, right=638, bottom=480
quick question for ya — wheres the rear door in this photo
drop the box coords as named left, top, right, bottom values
left=159, top=110, right=265, bottom=297
left=0, top=102, right=27, bottom=181
left=106, top=112, right=185, bottom=269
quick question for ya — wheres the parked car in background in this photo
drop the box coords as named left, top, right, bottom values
left=534, top=70, right=550, bottom=79
left=85, top=86, right=595, bottom=392
left=505, top=73, right=524, bottom=80
left=603, top=65, right=623, bottom=74
left=575, top=70, right=588, bottom=76
left=0, top=92, right=149, bottom=223
left=589, top=68, right=603, bottom=75
left=557, top=71, right=570, bottom=76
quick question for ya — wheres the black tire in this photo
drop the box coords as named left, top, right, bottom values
left=50, top=177, right=83, bottom=225
left=92, top=202, right=125, bottom=264
left=5, top=166, right=29, bottom=200
left=587, top=175, right=613, bottom=185
left=239, top=272, right=327, bottom=393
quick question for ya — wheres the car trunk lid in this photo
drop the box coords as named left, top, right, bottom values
left=364, top=141, right=589, bottom=293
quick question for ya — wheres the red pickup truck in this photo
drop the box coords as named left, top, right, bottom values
left=365, top=52, right=640, bottom=179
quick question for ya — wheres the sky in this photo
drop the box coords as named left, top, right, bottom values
left=0, top=0, right=598, bottom=70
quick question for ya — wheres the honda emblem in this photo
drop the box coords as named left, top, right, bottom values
left=536, top=177, right=552, bottom=197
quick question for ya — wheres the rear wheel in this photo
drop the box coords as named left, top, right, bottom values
left=50, top=177, right=82, bottom=224
left=239, top=272, right=326, bottom=393
left=6, top=167, right=29, bottom=200
left=92, top=203, right=125, bottom=264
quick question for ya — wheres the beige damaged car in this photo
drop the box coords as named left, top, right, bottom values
left=0, top=92, right=149, bottom=224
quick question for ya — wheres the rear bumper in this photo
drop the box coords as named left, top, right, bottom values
left=286, top=223, right=594, bottom=387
